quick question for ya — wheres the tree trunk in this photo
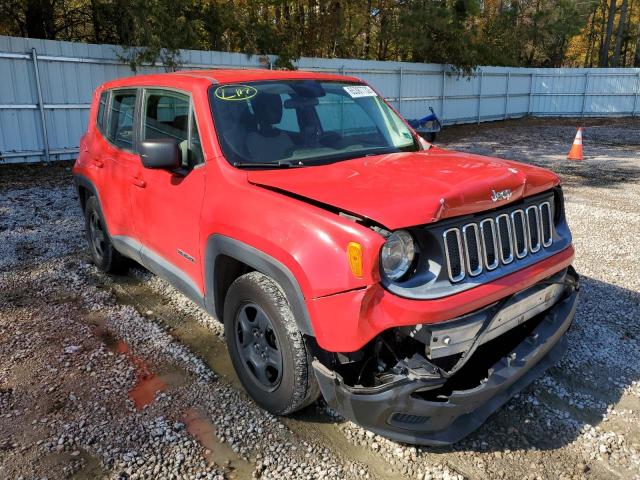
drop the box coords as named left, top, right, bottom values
left=599, top=0, right=618, bottom=67
left=635, top=22, right=640, bottom=66
left=621, top=0, right=635, bottom=65
left=363, top=0, right=372, bottom=58
left=90, top=0, right=102, bottom=43
left=584, top=3, right=600, bottom=67
left=612, top=0, right=628, bottom=66
left=25, top=0, right=56, bottom=39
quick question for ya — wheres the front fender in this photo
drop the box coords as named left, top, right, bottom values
left=204, top=235, right=315, bottom=336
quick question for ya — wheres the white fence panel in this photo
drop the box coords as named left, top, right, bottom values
left=1, top=35, right=639, bottom=164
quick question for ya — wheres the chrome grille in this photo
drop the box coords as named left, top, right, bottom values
left=443, top=201, right=554, bottom=283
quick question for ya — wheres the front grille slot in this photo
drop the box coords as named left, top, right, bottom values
left=443, top=198, right=555, bottom=283
left=526, top=206, right=541, bottom=253
left=443, top=228, right=465, bottom=282
left=540, top=202, right=553, bottom=247
left=390, top=413, right=430, bottom=426
left=480, top=218, right=499, bottom=270
left=462, top=223, right=482, bottom=276
left=511, top=210, right=528, bottom=258
left=496, top=214, right=514, bottom=265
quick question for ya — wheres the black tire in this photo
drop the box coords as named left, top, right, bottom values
left=84, top=196, right=128, bottom=273
left=223, top=271, right=319, bottom=414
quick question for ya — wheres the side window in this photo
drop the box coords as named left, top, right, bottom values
left=142, top=90, right=192, bottom=167
left=189, top=111, right=204, bottom=166
left=96, top=91, right=109, bottom=133
left=142, top=89, right=205, bottom=168
left=107, top=90, right=137, bottom=149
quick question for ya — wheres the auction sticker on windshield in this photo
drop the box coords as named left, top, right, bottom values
left=343, top=85, right=377, bottom=98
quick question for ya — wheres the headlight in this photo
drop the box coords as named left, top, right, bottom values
left=381, top=230, right=416, bottom=281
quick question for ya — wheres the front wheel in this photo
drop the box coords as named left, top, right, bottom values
left=223, top=272, right=319, bottom=414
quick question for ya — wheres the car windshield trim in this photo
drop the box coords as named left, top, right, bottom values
left=208, top=80, right=418, bottom=169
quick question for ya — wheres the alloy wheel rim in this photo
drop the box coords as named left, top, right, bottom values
left=234, top=303, right=283, bottom=392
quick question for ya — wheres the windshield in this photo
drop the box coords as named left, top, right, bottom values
left=209, top=80, right=418, bottom=167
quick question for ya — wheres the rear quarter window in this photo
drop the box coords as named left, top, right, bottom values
left=96, top=91, right=109, bottom=133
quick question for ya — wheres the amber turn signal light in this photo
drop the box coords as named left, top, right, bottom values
left=347, top=242, right=363, bottom=278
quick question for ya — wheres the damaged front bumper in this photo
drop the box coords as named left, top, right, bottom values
left=312, top=269, right=579, bottom=446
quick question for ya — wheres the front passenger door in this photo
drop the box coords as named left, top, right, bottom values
left=130, top=89, right=206, bottom=299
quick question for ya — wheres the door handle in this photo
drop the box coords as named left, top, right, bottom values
left=91, top=158, right=104, bottom=168
left=132, top=176, right=146, bottom=188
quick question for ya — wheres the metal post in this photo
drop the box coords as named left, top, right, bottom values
left=441, top=69, right=446, bottom=123
left=581, top=72, right=589, bottom=118
left=398, top=67, right=403, bottom=115
left=477, top=70, right=483, bottom=125
left=528, top=73, right=535, bottom=115
left=504, top=72, right=511, bottom=120
left=633, top=72, right=640, bottom=117
left=31, top=48, right=50, bottom=164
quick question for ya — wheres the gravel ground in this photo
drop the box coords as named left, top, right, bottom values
left=1, top=117, right=639, bottom=479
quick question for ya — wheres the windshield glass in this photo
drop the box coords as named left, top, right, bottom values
left=209, top=80, right=418, bottom=167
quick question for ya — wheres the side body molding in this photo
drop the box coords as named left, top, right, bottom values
left=204, top=235, right=315, bottom=337
left=111, top=236, right=205, bottom=310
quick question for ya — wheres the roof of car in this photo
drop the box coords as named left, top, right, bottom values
left=100, top=68, right=362, bottom=91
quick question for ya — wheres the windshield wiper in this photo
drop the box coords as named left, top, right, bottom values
left=232, top=160, right=305, bottom=169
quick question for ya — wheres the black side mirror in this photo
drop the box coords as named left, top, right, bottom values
left=139, top=138, right=181, bottom=169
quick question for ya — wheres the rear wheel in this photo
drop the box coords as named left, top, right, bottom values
left=223, top=272, right=319, bottom=414
left=84, top=196, right=128, bottom=273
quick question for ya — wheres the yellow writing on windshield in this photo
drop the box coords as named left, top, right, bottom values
left=214, top=85, right=257, bottom=101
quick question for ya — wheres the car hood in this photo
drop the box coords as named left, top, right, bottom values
left=247, top=148, right=560, bottom=230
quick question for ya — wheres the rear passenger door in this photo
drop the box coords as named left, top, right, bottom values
left=99, top=89, right=142, bottom=252
left=130, top=88, right=206, bottom=297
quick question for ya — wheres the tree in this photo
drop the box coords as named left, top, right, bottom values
left=599, top=0, right=617, bottom=66
left=635, top=22, right=640, bottom=65
left=612, top=0, right=628, bottom=66
left=1, top=0, right=629, bottom=71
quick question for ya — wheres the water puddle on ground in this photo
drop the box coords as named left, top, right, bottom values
left=183, top=406, right=253, bottom=479
left=93, top=323, right=168, bottom=410
left=108, top=339, right=168, bottom=410
left=106, top=273, right=408, bottom=479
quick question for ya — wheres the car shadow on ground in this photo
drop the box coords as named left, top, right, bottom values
left=292, top=275, right=640, bottom=455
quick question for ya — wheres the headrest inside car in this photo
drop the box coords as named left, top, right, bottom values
left=284, top=96, right=319, bottom=109
left=250, top=92, right=282, bottom=126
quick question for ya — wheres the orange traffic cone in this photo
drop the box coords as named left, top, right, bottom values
left=567, top=127, right=583, bottom=161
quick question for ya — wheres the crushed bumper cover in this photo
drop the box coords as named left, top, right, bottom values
left=312, top=277, right=579, bottom=446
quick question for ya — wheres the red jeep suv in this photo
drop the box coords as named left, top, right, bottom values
left=73, top=69, right=579, bottom=445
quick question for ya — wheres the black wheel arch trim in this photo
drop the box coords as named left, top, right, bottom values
left=204, top=234, right=315, bottom=337
left=73, top=174, right=116, bottom=242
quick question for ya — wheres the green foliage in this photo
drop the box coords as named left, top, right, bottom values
left=0, top=0, right=623, bottom=71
